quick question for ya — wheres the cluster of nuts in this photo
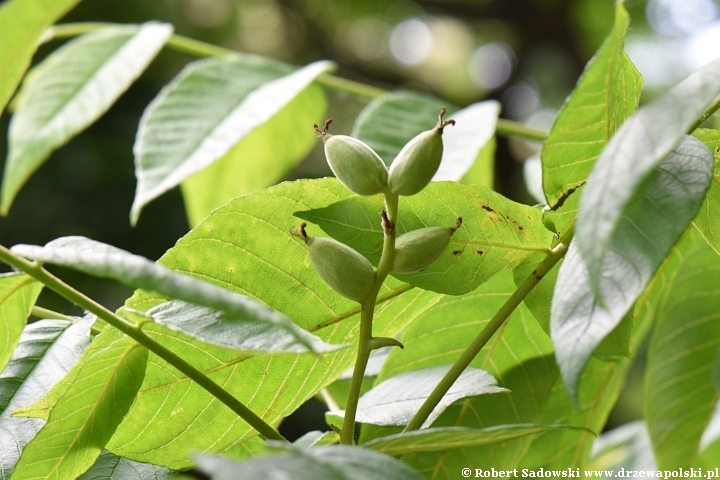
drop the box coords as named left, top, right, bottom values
left=293, top=108, right=461, bottom=304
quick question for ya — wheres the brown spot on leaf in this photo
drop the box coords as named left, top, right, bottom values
left=482, top=205, right=495, bottom=212
left=476, top=250, right=484, bottom=255
left=550, top=181, right=586, bottom=211
left=452, top=250, right=462, bottom=256
left=518, top=225, right=524, bottom=231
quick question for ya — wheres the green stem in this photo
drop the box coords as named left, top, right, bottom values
left=495, top=118, right=548, bottom=142
left=403, top=226, right=573, bottom=432
left=688, top=93, right=720, bottom=133
left=43, top=22, right=549, bottom=142
left=340, top=192, right=400, bottom=445
left=0, top=245, right=286, bottom=442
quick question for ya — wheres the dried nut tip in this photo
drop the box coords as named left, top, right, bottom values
left=436, top=107, right=456, bottom=132
left=306, top=236, right=375, bottom=302
left=324, top=135, right=388, bottom=196
left=291, top=222, right=309, bottom=242
left=391, top=222, right=460, bottom=274
left=453, top=217, right=463, bottom=231
left=314, top=118, right=334, bottom=140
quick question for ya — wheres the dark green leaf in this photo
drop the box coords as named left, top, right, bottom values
left=12, top=327, right=147, bottom=479
left=363, top=424, right=590, bottom=456
left=1, top=23, right=172, bottom=215
left=131, top=57, right=333, bottom=224
left=194, top=445, right=423, bottom=480
left=141, top=299, right=344, bottom=355
left=78, top=450, right=174, bottom=480
left=551, top=136, right=713, bottom=401
left=0, top=0, right=82, bottom=115
left=576, top=57, right=720, bottom=283
left=331, top=365, right=506, bottom=428
left=0, top=273, right=43, bottom=373
left=644, top=228, right=720, bottom=469
left=0, top=318, right=93, bottom=478
left=297, top=182, right=554, bottom=295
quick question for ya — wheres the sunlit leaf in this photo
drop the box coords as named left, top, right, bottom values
left=11, top=237, right=338, bottom=354
left=105, top=179, right=429, bottom=469
left=297, top=182, right=554, bottom=295
left=12, top=327, right=147, bottom=479
left=0, top=318, right=93, bottom=478
left=142, top=299, right=344, bottom=355
left=644, top=228, right=720, bottom=469
left=131, top=57, right=333, bottom=224
left=691, top=128, right=720, bottom=255
left=541, top=1, right=642, bottom=235
left=576, top=56, right=720, bottom=283
left=181, top=82, right=326, bottom=226
left=551, top=136, right=713, bottom=401
left=363, top=424, right=589, bottom=456
left=0, top=273, right=43, bottom=373
left=330, top=365, right=506, bottom=428
left=1, top=23, right=172, bottom=215
left=363, top=271, right=558, bottom=472
left=0, top=0, right=82, bottom=115
left=194, top=445, right=424, bottom=480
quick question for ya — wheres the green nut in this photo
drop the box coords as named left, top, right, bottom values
left=392, top=217, right=462, bottom=274
left=293, top=223, right=375, bottom=302
left=387, top=107, right=455, bottom=196
left=315, top=119, right=388, bottom=196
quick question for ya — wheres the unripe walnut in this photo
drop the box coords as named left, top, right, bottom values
left=392, top=218, right=462, bottom=274
left=315, top=119, right=388, bottom=196
left=293, top=223, right=375, bottom=302
left=387, top=108, right=455, bottom=196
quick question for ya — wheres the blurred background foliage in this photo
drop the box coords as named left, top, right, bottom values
left=1, top=0, right=717, bottom=436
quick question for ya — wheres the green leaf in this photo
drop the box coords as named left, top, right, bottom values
left=1, top=23, right=173, bottom=216
left=351, top=91, right=500, bottom=183
left=78, top=450, right=174, bottom=480
left=551, top=136, right=714, bottom=401
left=181, top=83, right=326, bottom=227
left=363, top=424, right=589, bottom=456
left=691, top=128, right=720, bottom=255
left=363, top=271, right=558, bottom=472
left=0, top=0, right=82, bottom=116
left=105, top=179, right=428, bottom=469
left=644, top=228, right=720, bottom=469
left=130, top=57, right=333, bottom=224
left=12, top=327, right=147, bottom=480
left=0, top=273, right=43, bottom=373
left=296, top=182, right=554, bottom=295
left=542, top=1, right=642, bottom=219
left=11, top=237, right=337, bottom=354
left=331, top=365, right=506, bottom=428
left=293, top=431, right=339, bottom=449
left=141, top=299, right=344, bottom=355
left=194, top=446, right=424, bottom=480
left=0, top=318, right=92, bottom=478
left=576, top=56, right=720, bottom=283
